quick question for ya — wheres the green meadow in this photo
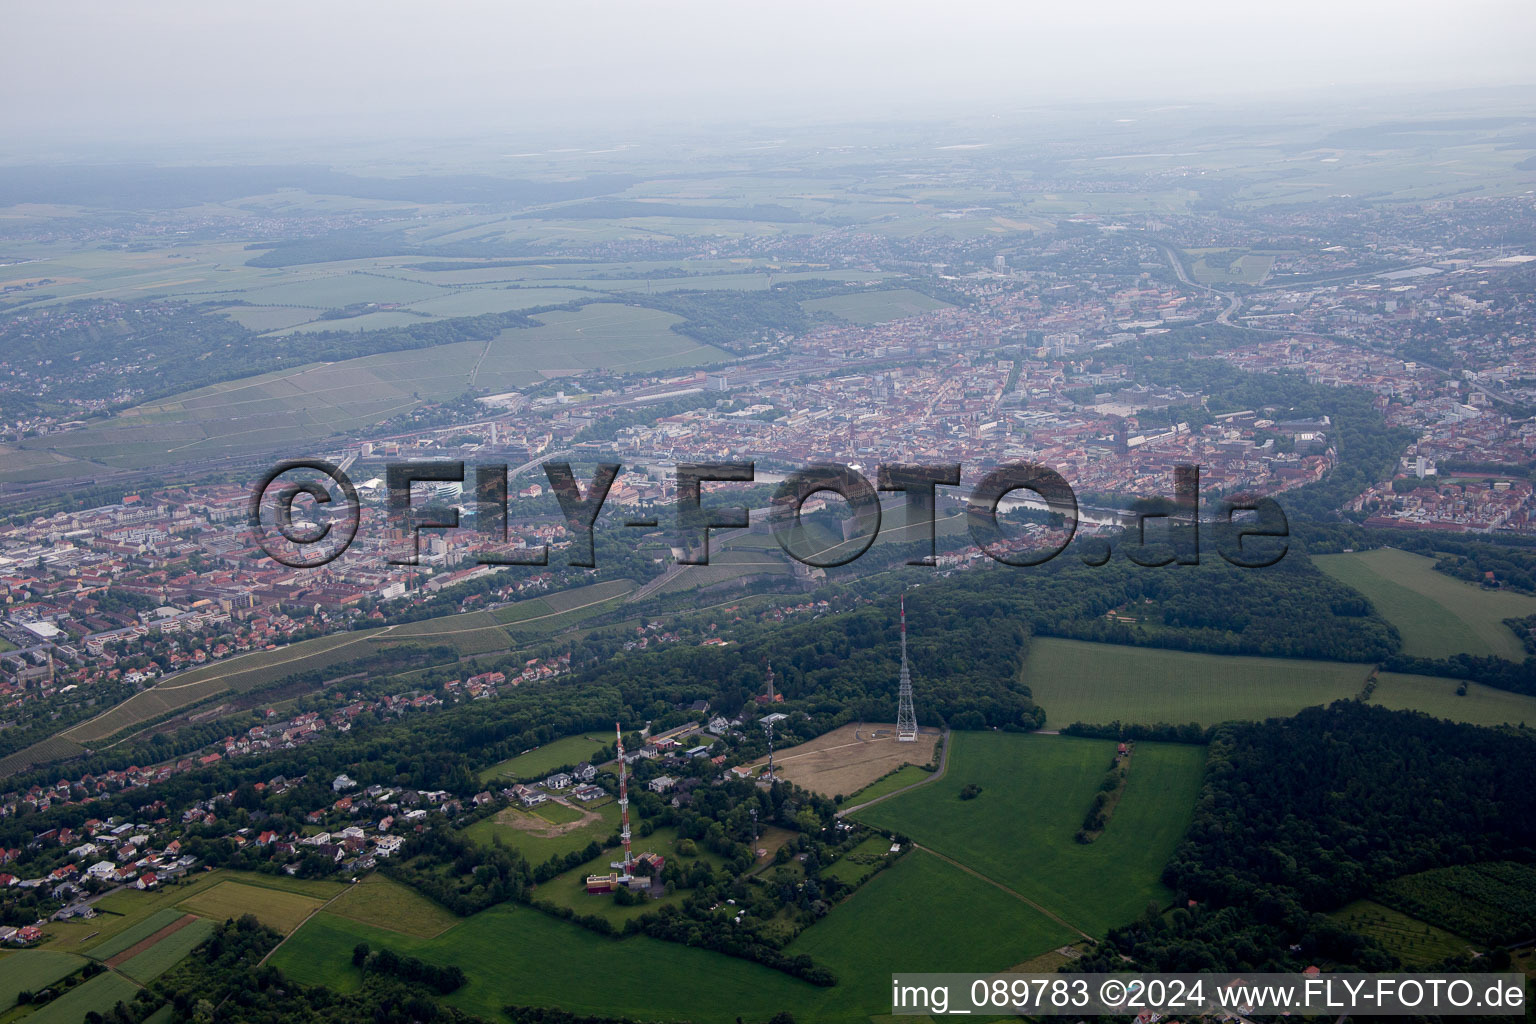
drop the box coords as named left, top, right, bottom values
left=1314, top=547, right=1536, bottom=660
left=855, top=732, right=1206, bottom=936
left=1022, top=637, right=1369, bottom=728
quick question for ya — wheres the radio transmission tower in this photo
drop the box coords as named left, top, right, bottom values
left=611, top=721, right=634, bottom=875
left=896, top=594, right=918, bottom=741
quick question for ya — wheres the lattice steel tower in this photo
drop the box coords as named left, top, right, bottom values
left=896, top=594, right=918, bottom=741
left=611, top=721, right=634, bottom=875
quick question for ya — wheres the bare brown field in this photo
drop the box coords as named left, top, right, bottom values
left=754, top=722, right=938, bottom=797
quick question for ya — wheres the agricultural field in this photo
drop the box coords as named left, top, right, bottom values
left=272, top=846, right=1070, bottom=1021
left=785, top=849, right=1078, bottom=1018
left=0, top=950, right=86, bottom=1009
left=22, top=971, right=143, bottom=1024
left=651, top=549, right=791, bottom=596
left=85, top=909, right=190, bottom=961
left=843, top=764, right=933, bottom=806
left=115, top=918, right=216, bottom=983
left=1022, top=638, right=1369, bottom=727
left=1375, top=862, right=1536, bottom=946
left=800, top=287, right=951, bottom=323
left=498, top=579, right=636, bottom=621
left=271, top=902, right=816, bottom=1020
left=177, top=881, right=325, bottom=936
left=1331, top=900, right=1473, bottom=967
left=326, top=875, right=459, bottom=939
left=1314, top=547, right=1536, bottom=660
left=374, top=610, right=510, bottom=657
left=0, top=736, right=87, bottom=778
left=476, top=731, right=612, bottom=783
left=855, top=732, right=1206, bottom=936
left=43, top=870, right=344, bottom=959
left=1369, top=672, right=1536, bottom=727
left=58, top=628, right=385, bottom=746
left=470, top=304, right=730, bottom=388
left=18, top=301, right=731, bottom=473
left=753, top=721, right=939, bottom=799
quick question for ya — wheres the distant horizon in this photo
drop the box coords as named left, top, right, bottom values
left=7, top=81, right=1536, bottom=170
left=8, top=0, right=1536, bottom=156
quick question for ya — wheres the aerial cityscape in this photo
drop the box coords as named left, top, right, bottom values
left=1, top=2, right=1535, bottom=1023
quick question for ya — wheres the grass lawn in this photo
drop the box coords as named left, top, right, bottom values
left=477, top=732, right=610, bottom=783
left=1330, top=900, right=1472, bottom=967
left=326, top=874, right=459, bottom=939
left=530, top=825, right=728, bottom=925
left=1023, top=638, right=1369, bottom=727
left=1314, top=547, right=1536, bottom=660
left=0, top=950, right=86, bottom=1008
left=844, top=764, right=932, bottom=805
left=855, top=732, right=1206, bottom=936
left=1370, top=672, right=1536, bottom=727
left=531, top=800, right=587, bottom=826
left=117, top=918, right=216, bottom=983
left=463, top=802, right=619, bottom=864
left=178, top=881, right=325, bottom=935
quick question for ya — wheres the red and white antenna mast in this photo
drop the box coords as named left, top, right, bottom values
left=614, top=721, right=634, bottom=873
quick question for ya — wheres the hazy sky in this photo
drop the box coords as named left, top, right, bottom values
left=7, top=0, right=1535, bottom=147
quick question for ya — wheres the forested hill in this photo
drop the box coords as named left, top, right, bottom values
left=1167, top=702, right=1536, bottom=910
left=1070, top=703, right=1536, bottom=974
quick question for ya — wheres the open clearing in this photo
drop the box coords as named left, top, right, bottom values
left=751, top=721, right=938, bottom=798
left=800, top=287, right=951, bottom=323
left=1370, top=672, right=1536, bottom=727
left=1023, top=637, right=1369, bottom=727
left=1331, top=900, right=1472, bottom=967
left=464, top=801, right=620, bottom=864
left=855, top=732, right=1206, bottom=936
left=0, top=950, right=86, bottom=1008
left=178, top=880, right=326, bottom=935
left=326, top=874, right=459, bottom=939
left=1314, top=547, right=1536, bottom=660
left=477, top=731, right=611, bottom=783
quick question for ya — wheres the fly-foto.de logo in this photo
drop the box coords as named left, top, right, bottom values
left=248, top=459, right=1288, bottom=571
